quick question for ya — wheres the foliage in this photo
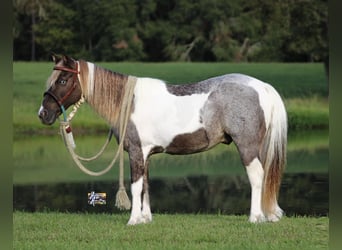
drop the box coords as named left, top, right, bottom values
left=283, top=0, right=328, bottom=62
left=73, top=0, right=145, bottom=61
left=34, top=2, right=76, bottom=55
left=13, top=0, right=328, bottom=64
left=13, top=0, right=53, bottom=60
left=13, top=212, right=328, bottom=249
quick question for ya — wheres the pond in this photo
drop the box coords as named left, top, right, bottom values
left=13, top=130, right=328, bottom=216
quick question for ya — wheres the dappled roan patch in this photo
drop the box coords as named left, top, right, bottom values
left=38, top=54, right=287, bottom=225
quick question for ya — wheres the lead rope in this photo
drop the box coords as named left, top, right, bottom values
left=59, top=76, right=137, bottom=210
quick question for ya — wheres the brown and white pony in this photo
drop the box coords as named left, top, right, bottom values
left=38, top=55, right=287, bottom=225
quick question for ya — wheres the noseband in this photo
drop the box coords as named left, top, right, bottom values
left=43, top=63, right=80, bottom=116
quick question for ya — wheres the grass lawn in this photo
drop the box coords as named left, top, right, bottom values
left=13, top=212, right=328, bottom=249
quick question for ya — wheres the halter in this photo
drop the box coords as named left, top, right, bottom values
left=43, top=63, right=80, bottom=121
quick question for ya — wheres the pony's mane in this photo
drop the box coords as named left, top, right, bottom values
left=79, top=61, right=129, bottom=127
left=46, top=61, right=65, bottom=88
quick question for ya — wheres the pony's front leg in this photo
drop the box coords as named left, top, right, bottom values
left=128, top=176, right=144, bottom=225
left=141, top=160, right=152, bottom=222
left=127, top=151, right=152, bottom=225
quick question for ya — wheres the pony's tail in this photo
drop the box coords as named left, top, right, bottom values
left=260, top=86, right=287, bottom=217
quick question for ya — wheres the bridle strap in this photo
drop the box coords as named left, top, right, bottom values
left=44, top=90, right=63, bottom=107
left=53, top=65, right=80, bottom=75
left=43, top=62, right=80, bottom=109
left=59, top=82, right=77, bottom=105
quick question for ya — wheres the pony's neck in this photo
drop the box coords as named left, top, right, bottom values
left=78, top=60, right=129, bottom=128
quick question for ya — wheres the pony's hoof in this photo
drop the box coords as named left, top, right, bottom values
left=127, top=215, right=151, bottom=225
left=266, top=209, right=283, bottom=222
left=142, top=213, right=152, bottom=223
left=249, top=214, right=266, bottom=223
left=266, top=214, right=281, bottom=222
left=266, top=206, right=283, bottom=222
left=127, top=218, right=140, bottom=225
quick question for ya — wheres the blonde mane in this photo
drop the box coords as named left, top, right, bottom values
left=46, top=60, right=65, bottom=88
left=78, top=60, right=132, bottom=128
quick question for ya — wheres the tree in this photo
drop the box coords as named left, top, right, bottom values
left=137, top=0, right=244, bottom=62
left=285, top=0, right=328, bottom=62
left=13, top=0, right=328, bottom=63
left=136, top=0, right=175, bottom=61
left=94, top=0, right=145, bottom=61
left=70, top=0, right=144, bottom=61
left=34, top=2, right=76, bottom=57
left=238, top=0, right=291, bottom=62
left=13, top=0, right=52, bottom=61
left=284, top=0, right=328, bottom=77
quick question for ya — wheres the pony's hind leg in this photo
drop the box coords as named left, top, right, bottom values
left=246, top=157, right=266, bottom=223
left=232, top=132, right=266, bottom=222
left=238, top=142, right=283, bottom=223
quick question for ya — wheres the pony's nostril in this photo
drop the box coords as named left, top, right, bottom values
left=38, top=109, right=48, bottom=119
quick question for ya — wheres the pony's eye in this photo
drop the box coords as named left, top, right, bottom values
left=58, top=79, right=67, bottom=85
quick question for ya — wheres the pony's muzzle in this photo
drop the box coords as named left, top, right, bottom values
left=38, top=106, right=57, bottom=125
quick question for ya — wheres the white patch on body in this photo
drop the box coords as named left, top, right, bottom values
left=87, top=62, right=95, bottom=98
left=131, top=78, right=210, bottom=152
left=246, top=157, right=266, bottom=223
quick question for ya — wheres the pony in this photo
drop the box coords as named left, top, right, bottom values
left=38, top=55, right=287, bottom=225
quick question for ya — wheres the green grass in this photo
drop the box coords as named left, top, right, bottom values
left=13, top=62, right=328, bottom=134
left=285, top=97, right=329, bottom=130
left=13, top=212, right=328, bottom=249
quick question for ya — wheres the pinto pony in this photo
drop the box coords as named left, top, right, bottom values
left=38, top=55, right=287, bottom=225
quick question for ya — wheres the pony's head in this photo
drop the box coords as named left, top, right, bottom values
left=38, top=54, right=83, bottom=125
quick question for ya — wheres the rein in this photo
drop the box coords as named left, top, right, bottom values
left=53, top=63, right=136, bottom=210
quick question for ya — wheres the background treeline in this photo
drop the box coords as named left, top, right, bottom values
left=13, top=0, right=328, bottom=64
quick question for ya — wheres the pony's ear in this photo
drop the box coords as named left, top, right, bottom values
left=62, top=55, right=76, bottom=68
left=51, top=52, right=61, bottom=63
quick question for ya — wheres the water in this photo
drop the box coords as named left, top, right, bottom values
left=14, top=173, right=328, bottom=216
left=13, top=130, right=328, bottom=216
